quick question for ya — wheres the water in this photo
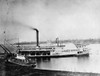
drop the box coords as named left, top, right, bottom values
left=35, top=44, right=100, bottom=73
left=0, top=44, right=100, bottom=76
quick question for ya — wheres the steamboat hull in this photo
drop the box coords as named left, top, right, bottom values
left=27, top=54, right=76, bottom=58
left=26, top=53, right=89, bottom=58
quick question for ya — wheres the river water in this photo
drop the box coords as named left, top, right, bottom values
left=36, top=44, right=100, bottom=73
left=0, top=44, right=100, bottom=76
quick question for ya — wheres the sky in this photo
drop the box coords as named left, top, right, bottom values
left=0, top=0, right=100, bottom=43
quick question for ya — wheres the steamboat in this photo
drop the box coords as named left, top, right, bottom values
left=15, top=28, right=89, bottom=58
left=18, top=43, right=89, bottom=58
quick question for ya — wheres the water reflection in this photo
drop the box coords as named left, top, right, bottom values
left=0, top=44, right=100, bottom=76
left=35, top=44, right=100, bottom=73
left=36, top=58, right=51, bottom=62
left=77, top=56, right=89, bottom=63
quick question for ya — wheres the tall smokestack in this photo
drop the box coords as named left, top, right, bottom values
left=32, top=28, right=39, bottom=47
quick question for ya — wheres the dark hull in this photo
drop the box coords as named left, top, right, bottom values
left=27, top=54, right=77, bottom=58
left=5, top=63, right=35, bottom=72
left=76, top=53, right=89, bottom=57
left=6, top=60, right=36, bottom=67
left=5, top=58, right=36, bottom=71
left=27, top=53, right=89, bottom=58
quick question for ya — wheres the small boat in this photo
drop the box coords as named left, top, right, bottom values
left=5, top=54, right=36, bottom=68
left=76, top=48, right=89, bottom=56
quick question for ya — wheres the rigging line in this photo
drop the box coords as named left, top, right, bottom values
left=0, top=44, right=11, bottom=54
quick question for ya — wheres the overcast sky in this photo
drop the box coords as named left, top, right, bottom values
left=0, top=0, right=100, bottom=43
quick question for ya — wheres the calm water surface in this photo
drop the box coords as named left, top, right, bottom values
left=0, top=44, right=100, bottom=76
left=36, top=44, right=100, bottom=73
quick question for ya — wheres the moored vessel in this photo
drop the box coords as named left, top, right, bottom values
left=5, top=54, right=36, bottom=68
left=18, top=43, right=89, bottom=58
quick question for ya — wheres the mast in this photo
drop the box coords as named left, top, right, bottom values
left=4, top=31, right=6, bottom=45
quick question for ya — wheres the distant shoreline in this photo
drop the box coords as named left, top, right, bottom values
left=15, top=39, right=100, bottom=45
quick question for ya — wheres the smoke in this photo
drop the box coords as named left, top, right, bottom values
left=1, top=0, right=100, bottom=42
left=0, top=17, right=38, bottom=43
